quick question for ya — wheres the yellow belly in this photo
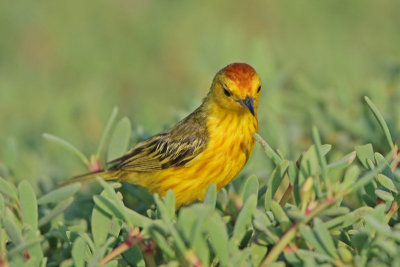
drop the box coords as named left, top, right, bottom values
left=122, top=110, right=257, bottom=207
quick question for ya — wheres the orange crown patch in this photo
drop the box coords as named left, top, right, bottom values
left=222, top=63, right=257, bottom=89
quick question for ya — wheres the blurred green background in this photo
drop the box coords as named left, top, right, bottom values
left=1, top=0, right=400, bottom=187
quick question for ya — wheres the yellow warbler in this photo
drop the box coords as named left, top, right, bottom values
left=70, top=63, right=261, bottom=207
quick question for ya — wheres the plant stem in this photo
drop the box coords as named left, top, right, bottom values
left=228, top=191, right=243, bottom=210
left=185, top=250, right=203, bottom=267
left=100, top=227, right=141, bottom=265
left=391, top=150, right=400, bottom=172
left=138, top=239, right=157, bottom=267
left=88, top=156, right=101, bottom=172
left=279, top=184, right=292, bottom=207
left=385, top=201, right=399, bottom=223
left=0, top=229, right=9, bottom=267
left=260, top=224, right=297, bottom=266
left=254, top=133, right=282, bottom=166
left=0, top=257, right=10, bottom=267
left=385, top=149, right=400, bottom=223
left=260, top=198, right=336, bottom=266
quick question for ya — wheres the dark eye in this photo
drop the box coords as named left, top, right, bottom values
left=257, top=86, right=261, bottom=93
left=223, top=87, right=231, bottom=97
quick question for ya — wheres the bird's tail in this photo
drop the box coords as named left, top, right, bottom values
left=59, top=170, right=118, bottom=187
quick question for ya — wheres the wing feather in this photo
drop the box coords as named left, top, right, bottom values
left=107, top=106, right=208, bottom=173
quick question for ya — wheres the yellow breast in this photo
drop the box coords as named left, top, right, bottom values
left=147, top=106, right=257, bottom=207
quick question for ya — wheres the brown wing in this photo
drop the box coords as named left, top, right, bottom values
left=107, top=106, right=208, bottom=172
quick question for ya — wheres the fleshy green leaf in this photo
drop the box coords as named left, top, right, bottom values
left=232, top=195, right=257, bottom=244
left=105, top=260, right=118, bottom=267
left=314, top=218, right=338, bottom=259
left=19, top=181, right=38, bottom=230
left=377, top=174, right=400, bottom=193
left=72, top=237, right=88, bottom=267
left=242, top=175, right=259, bottom=204
left=270, top=200, right=291, bottom=231
left=364, top=96, right=394, bottom=148
left=337, top=246, right=353, bottom=263
left=351, top=231, right=369, bottom=252
left=251, top=242, right=268, bottom=267
left=320, top=207, right=350, bottom=217
left=206, top=213, right=229, bottom=266
left=253, top=209, right=280, bottom=244
left=327, top=151, right=357, bottom=171
left=125, top=208, right=152, bottom=228
left=204, top=183, right=217, bottom=208
left=264, top=262, right=286, bottom=267
left=265, top=160, right=289, bottom=211
left=90, top=207, right=110, bottom=247
left=312, top=126, right=328, bottom=182
left=95, top=178, right=127, bottom=221
left=284, top=250, right=302, bottom=266
left=122, top=244, right=145, bottom=266
left=299, top=225, right=327, bottom=255
left=347, top=160, right=387, bottom=193
left=341, top=165, right=360, bottom=190
left=297, top=144, right=331, bottom=197
left=217, top=188, right=229, bottom=209
left=286, top=209, right=305, bottom=221
left=324, top=207, right=373, bottom=230
left=178, top=207, right=197, bottom=242
left=3, top=218, right=23, bottom=245
left=109, top=217, right=121, bottom=239
left=296, top=249, right=335, bottom=264
left=177, top=204, right=211, bottom=264
left=38, top=197, right=74, bottom=227
left=92, top=189, right=120, bottom=247
left=7, top=238, right=43, bottom=257
left=87, top=237, right=116, bottom=267
left=93, top=195, right=126, bottom=222
left=154, top=195, right=187, bottom=257
left=147, top=224, right=175, bottom=259
left=0, top=176, right=18, bottom=200
left=287, top=162, right=300, bottom=205
left=164, top=189, right=176, bottom=220
left=253, top=211, right=279, bottom=244
left=355, top=144, right=374, bottom=169
left=96, top=107, right=119, bottom=158
left=107, top=117, right=131, bottom=161
left=364, top=215, right=392, bottom=237
left=43, top=133, right=89, bottom=165
left=375, top=188, right=394, bottom=202
left=18, top=180, right=43, bottom=263
left=38, top=183, right=81, bottom=205
left=375, top=152, right=394, bottom=178
left=254, top=133, right=282, bottom=165
left=0, top=193, right=4, bottom=217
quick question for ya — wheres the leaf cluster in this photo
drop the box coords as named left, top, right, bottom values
left=1, top=97, right=400, bottom=266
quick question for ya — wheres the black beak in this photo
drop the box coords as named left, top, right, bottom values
left=239, top=97, right=255, bottom=116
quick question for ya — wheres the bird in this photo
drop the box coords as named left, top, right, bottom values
left=69, top=63, right=262, bottom=207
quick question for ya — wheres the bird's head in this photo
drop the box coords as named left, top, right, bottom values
left=210, top=63, right=261, bottom=117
